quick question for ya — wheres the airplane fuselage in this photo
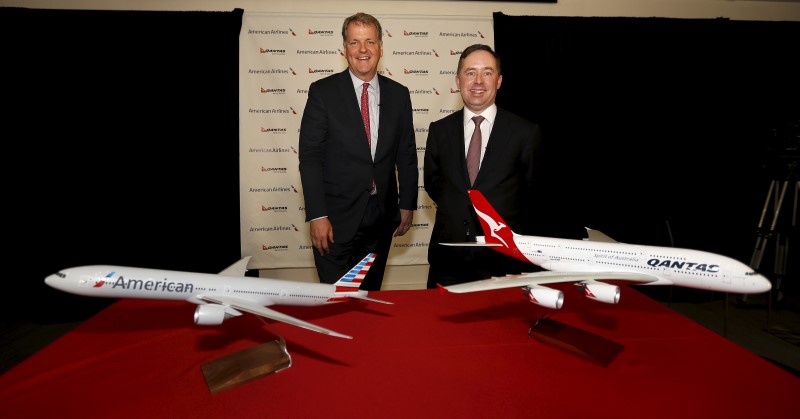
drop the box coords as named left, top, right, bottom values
left=508, top=235, right=770, bottom=294
left=45, top=266, right=346, bottom=307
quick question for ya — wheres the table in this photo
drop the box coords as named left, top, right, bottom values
left=2, top=285, right=798, bottom=418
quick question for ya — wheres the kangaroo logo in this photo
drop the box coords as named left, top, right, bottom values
left=474, top=207, right=509, bottom=248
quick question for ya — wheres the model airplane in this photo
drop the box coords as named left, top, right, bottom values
left=441, top=190, right=772, bottom=309
left=45, top=253, right=389, bottom=339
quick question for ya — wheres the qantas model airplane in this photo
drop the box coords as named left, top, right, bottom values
left=45, top=253, right=389, bottom=339
left=442, top=190, right=772, bottom=309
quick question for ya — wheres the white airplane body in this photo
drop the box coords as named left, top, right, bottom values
left=442, top=190, right=772, bottom=309
left=45, top=253, right=389, bottom=339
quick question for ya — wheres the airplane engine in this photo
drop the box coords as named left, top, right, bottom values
left=194, top=304, right=236, bottom=325
left=581, top=281, right=620, bottom=304
left=524, top=285, right=564, bottom=309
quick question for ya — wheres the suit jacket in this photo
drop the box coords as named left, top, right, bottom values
left=424, top=107, right=543, bottom=252
left=299, top=69, right=418, bottom=242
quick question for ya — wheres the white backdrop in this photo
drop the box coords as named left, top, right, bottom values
left=240, top=12, right=493, bottom=269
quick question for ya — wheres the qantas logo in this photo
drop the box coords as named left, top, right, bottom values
left=647, top=259, right=720, bottom=272
left=473, top=207, right=509, bottom=248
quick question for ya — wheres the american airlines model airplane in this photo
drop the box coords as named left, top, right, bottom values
left=442, top=190, right=772, bottom=309
left=45, top=253, right=389, bottom=339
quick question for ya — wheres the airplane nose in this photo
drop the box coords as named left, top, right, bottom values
left=757, top=275, right=772, bottom=293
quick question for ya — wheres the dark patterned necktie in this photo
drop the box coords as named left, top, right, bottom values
left=466, top=115, right=484, bottom=187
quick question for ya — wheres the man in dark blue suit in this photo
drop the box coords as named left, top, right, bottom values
left=299, top=12, right=418, bottom=291
left=424, top=44, right=544, bottom=288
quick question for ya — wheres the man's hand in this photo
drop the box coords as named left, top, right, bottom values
left=310, top=218, right=334, bottom=255
left=394, top=209, right=414, bottom=237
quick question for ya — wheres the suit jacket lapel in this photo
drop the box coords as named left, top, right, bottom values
left=447, top=110, right=472, bottom=188
left=479, top=109, right=505, bottom=178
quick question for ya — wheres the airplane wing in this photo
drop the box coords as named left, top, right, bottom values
left=346, top=294, right=394, bottom=304
left=444, top=271, right=659, bottom=293
left=199, top=295, right=352, bottom=339
left=440, top=242, right=502, bottom=247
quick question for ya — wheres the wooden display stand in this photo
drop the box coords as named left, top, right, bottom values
left=201, top=339, right=292, bottom=394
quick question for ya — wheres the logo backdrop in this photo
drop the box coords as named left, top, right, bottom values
left=240, top=12, right=493, bottom=269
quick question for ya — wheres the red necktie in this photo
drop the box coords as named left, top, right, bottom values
left=466, top=115, right=484, bottom=187
left=361, top=82, right=376, bottom=195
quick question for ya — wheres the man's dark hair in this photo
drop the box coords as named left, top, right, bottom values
left=457, top=44, right=501, bottom=75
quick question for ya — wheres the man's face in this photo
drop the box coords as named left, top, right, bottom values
left=455, top=50, right=503, bottom=113
left=344, top=21, right=382, bottom=81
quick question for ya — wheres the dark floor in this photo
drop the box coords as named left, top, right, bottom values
left=1, top=287, right=798, bottom=377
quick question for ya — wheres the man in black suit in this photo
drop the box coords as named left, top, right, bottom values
left=424, top=44, right=543, bottom=289
left=299, top=12, right=418, bottom=291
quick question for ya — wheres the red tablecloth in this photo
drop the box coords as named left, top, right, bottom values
left=2, top=285, right=798, bottom=418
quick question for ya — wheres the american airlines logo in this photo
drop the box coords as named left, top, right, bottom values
left=647, top=259, right=720, bottom=272
left=415, top=127, right=429, bottom=133
left=392, top=50, right=434, bottom=56
left=250, top=225, right=293, bottom=232
left=296, top=49, right=337, bottom=55
left=417, top=203, right=433, bottom=210
left=248, top=29, right=292, bottom=36
left=439, top=32, right=480, bottom=38
left=393, top=242, right=429, bottom=248
left=249, top=68, right=289, bottom=74
left=108, top=276, right=194, bottom=293
left=410, top=89, right=434, bottom=95
left=248, top=147, right=291, bottom=153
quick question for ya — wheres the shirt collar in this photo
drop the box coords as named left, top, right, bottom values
left=463, top=104, right=497, bottom=127
left=350, top=71, right=377, bottom=92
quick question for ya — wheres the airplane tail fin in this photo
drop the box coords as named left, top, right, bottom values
left=331, top=253, right=393, bottom=304
left=467, top=189, right=525, bottom=262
